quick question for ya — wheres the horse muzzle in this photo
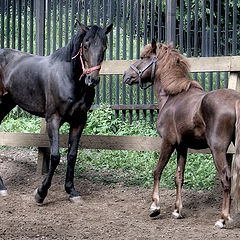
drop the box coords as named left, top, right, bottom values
left=123, top=72, right=135, bottom=85
left=85, top=75, right=100, bottom=87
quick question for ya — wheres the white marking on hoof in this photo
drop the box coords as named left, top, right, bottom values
left=214, top=220, right=225, bottom=229
left=227, top=216, right=233, bottom=222
left=69, top=196, right=84, bottom=204
left=34, top=188, right=44, bottom=205
left=172, top=209, right=182, bottom=219
left=0, top=190, right=8, bottom=197
left=150, top=202, right=160, bottom=218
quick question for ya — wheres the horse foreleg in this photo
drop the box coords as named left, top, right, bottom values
left=212, top=150, right=232, bottom=228
left=150, top=141, right=174, bottom=218
left=35, top=116, right=61, bottom=204
left=65, top=122, right=86, bottom=203
left=172, top=147, right=187, bottom=219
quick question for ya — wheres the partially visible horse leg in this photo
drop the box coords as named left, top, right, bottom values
left=35, top=115, right=61, bottom=204
left=150, top=140, right=174, bottom=217
left=172, top=146, right=187, bottom=219
left=211, top=149, right=232, bottom=228
left=0, top=95, right=16, bottom=196
left=65, top=118, right=87, bottom=203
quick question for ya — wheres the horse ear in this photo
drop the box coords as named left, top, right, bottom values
left=75, top=19, right=89, bottom=33
left=168, top=41, right=174, bottom=49
left=104, top=23, right=113, bottom=35
left=151, top=39, right=157, bottom=54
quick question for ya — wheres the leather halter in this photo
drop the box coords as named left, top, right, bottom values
left=71, top=44, right=101, bottom=80
left=130, top=56, right=158, bottom=90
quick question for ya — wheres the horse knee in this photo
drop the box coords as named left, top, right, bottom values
left=220, top=167, right=231, bottom=191
left=50, top=153, right=60, bottom=168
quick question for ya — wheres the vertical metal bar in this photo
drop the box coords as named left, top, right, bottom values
left=143, top=0, right=148, bottom=119
left=6, top=0, right=10, bottom=48
left=158, top=0, right=162, bottom=42
left=65, top=0, right=69, bottom=45
left=17, top=0, right=22, bottom=50
left=52, top=0, right=57, bottom=51
left=12, top=0, right=16, bottom=49
left=224, top=0, right=229, bottom=88
left=71, top=0, right=76, bottom=37
left=201, top=0, right=206, bottom=90
left=179, top=0, right=184, bottom=53
left=0, top=0, right=5, bottom=48
left=216, top=0, right=221, bottom=89
left=122, top=0, right=127, bottom=121
left=193, top=0, right=198, bottom=81
left=115, top=0, right=120, bottom=118
left=24, top=0, right=28, bottom=52
left=90, top=0, right=93, bottom=25
left=84, top=0, right=88, bottom=25
left=150, top=0, right=155, bottom=124
left=102, top=0, right=107, bottom=103
left=209, top=0, right=214, bottom=91
left=232, top=0, right=237, bottom=56
left=186, top=0, right=191, bottom=57
left=46, top=0, right=51, bottom=55
left=136, top=0, right=141, bottom=120
left=30, top=0, right=34, bottom=53
left=35, top=0, right=45, bottom=56
left=95, top=0, right=100, bottom=106
left=109, top=0, right=113, bottom=106
left=129, top=0, right=134, bottom=123
left=165, top=0, right=176, bottom=46
left=59, top=0, right=63, bottom=48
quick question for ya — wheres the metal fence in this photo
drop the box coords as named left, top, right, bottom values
left=0, top=0, right=239, bottom=123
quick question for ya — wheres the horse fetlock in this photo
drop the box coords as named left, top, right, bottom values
left=150, top=201, right=160, bottom=218
left=34, top=188, right=47, bottom=204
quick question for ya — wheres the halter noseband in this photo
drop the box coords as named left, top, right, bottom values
left=71, top=44, right=101, bottom=80
left=130, top=56, right=158, bottom=90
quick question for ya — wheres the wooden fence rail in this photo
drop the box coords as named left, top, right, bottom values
left=1, top=56, right=240, bottom=174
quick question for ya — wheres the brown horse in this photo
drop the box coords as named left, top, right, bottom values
left=123, top=40, right=240, bottom=228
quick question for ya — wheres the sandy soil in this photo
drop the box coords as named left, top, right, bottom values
left=0, top=148, right=240, bottom=240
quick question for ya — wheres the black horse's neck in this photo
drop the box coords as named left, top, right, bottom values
left=50, top=30, right=85, bottom=63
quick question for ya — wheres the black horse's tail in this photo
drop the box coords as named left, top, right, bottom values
left=232, top=99, right=240, bottom=211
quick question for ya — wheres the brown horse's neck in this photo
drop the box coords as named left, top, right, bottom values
left=154, top=79, right=169, bottom=111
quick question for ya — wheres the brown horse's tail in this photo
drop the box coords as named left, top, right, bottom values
left=232, top=99, right=240, bottom=211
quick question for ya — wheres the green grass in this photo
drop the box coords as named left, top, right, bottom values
left=0, top=105, right=216, bottom=190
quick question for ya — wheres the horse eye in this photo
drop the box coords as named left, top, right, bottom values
left=83, top=45, right=88, bottom=50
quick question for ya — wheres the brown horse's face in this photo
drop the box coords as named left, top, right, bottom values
left=80, top=23, right=113, bottom=87
left=123, top=42, right=157, bottom=87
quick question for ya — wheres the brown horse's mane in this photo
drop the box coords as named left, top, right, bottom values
left=142, top=43, right=203, bottom=95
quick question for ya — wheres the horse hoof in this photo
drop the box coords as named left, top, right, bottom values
left=69, top=196, right=84, bottom=204
left=34, top=189, right=44, bottom=204
left=150, top=202, right=160, bottom=218
left=214, top=220, right=225, bottom=229
left=0, top=190, right=8, bottom=197
left=172, top=210, right=183, bottom=219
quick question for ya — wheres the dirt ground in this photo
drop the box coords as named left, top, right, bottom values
left=0, top=148, right=240, bottom=240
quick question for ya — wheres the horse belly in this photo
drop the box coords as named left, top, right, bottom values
left=6, top=70, right=46, bottom=117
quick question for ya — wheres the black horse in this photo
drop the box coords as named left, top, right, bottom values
left=0, top=22, right=112, bottom=203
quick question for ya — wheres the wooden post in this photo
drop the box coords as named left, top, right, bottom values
left=165, top=0, right=176, bottom=46
left=228, top=72, right=240, bottom=91
left=37, top=119, right=50, bottom=174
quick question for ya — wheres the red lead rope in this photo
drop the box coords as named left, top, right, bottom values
left=71, top=44, right=101, bottom=80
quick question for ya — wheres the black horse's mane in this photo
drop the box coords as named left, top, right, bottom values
left=50, top=30, right=85, bottom=62
left=50, top=25, right=107, bottom=62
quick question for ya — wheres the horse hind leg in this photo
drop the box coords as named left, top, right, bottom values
left=150, top=140, right=174, bottom=218
left=0, top=96, right=16, bottom=197
left=211, top=149, right=232, bottom=228
left=172, top=146, right=187, bottom=219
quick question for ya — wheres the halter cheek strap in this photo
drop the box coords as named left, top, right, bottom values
left=71, top=44, right=101, bottom=80
left=130, top=56, right=158, bottom=90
